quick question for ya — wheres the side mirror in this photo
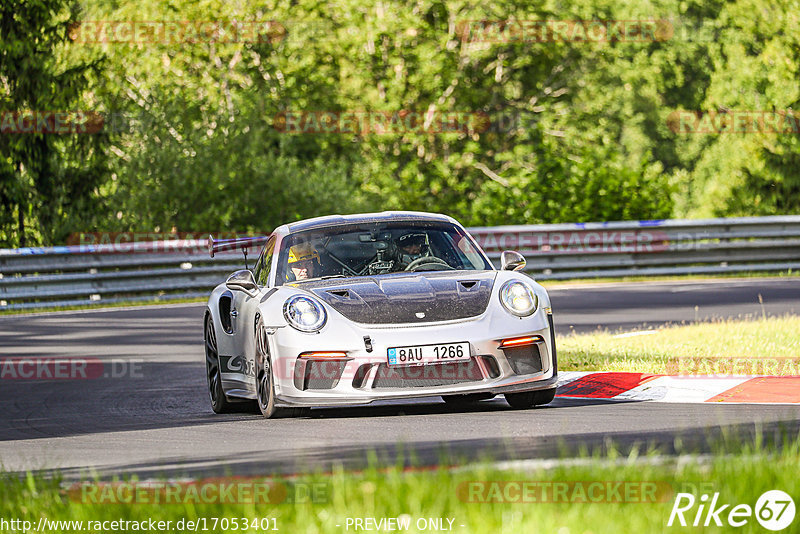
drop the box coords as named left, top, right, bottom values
left=500, top=250, right=526, bottom=271
left=226, top=270, right=258, bottom=298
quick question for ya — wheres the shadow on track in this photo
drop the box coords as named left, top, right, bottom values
left=42, top=417, right=800, bottom=481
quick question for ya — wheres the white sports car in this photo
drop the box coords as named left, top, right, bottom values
left=204, top=211, right=558, bottom=418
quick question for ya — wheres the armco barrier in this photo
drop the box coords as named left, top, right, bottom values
left=0, top=240, right=242, bottom=310
left=470, top=215, right=800, bottom=279
left=1, top=216, right=799, bottom=310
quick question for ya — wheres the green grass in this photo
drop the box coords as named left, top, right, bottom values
left=558, top=315, right=800, bottom=373
left=2, top=435, right=799, bottom=534
left=0, top=296, right=206, bottom=316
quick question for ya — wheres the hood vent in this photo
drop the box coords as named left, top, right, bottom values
left=309, top=271, right=497, bottom=324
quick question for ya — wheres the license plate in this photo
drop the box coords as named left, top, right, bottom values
left=387, top=342, right=471, bottom=367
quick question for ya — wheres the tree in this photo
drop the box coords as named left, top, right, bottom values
left=0, top=0, right=108, bottom=247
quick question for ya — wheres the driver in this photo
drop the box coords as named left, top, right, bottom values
left=287, top=243, right=319, bottom=281
left=395, top=232, right=429, bottom=269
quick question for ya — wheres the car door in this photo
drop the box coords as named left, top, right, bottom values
left=227, top=236, right=276, bottom=390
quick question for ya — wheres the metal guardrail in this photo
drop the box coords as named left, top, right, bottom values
left=1, top=216, right=799, bottom=310
left=0, top=241, right=242, bottom=310
left=470, top=215, right=800, bottom=279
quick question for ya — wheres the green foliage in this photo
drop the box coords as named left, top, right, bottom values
left=0, top=0, right=108, bottom=247
left=670, top=0, right=800, bottom=217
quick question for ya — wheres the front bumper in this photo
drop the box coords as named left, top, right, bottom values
left=268, top=309, right=558, bottom=408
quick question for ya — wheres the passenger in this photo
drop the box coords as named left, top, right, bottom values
left=287, top=244, right=319, bottom=281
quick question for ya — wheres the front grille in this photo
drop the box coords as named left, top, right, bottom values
left=503, top=344, right=543, bottom=375
left=294, top=360, right=347, bottom=390
left=352, top=364, right=371, bottom=389
left=372, top=359, right=484, bottom=388
left=480, top=355, right=501, bottom=378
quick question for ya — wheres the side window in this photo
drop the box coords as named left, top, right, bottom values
left=254, top=237, right=276, bottom=287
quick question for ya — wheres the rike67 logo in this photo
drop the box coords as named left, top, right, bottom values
left=668, top=490, right=795, bottom=531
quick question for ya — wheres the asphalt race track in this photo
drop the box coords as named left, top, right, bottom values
left=1, top=277, right=799, bottom=479
left=548, top=277, right=800, bottom=333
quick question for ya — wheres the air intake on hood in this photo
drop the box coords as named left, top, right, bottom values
left=309, top=272, right=498, bottom=324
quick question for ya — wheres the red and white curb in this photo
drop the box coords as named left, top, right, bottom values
left=556, top=372, right=800, bottom=404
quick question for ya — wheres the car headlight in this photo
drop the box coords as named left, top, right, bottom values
left=499, top=281, right=538, bottom=317
left=283, top=295, right=327, bottom=332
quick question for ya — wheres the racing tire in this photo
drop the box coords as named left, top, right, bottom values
left=504, top=387, right=556, bottom=409
left=441, top=393, right=495, bottom=405
left=255, top=321, right=306, bottom=419
left=205, top=314, right=238, bottom=414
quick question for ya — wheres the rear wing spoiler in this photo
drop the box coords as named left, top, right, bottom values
left=208, top=235, right=270, bottom=258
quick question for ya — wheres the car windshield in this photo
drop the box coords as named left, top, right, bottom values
left=276, top=221, right=492, bottom=285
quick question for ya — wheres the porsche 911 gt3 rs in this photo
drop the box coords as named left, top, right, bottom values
left=204, top=211, right=558, bottom=418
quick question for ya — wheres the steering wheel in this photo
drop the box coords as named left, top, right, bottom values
left=404, top=256, right=453, bottom=272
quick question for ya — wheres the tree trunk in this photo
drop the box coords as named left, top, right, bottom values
left=18, top=202, right=25, bottom=248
